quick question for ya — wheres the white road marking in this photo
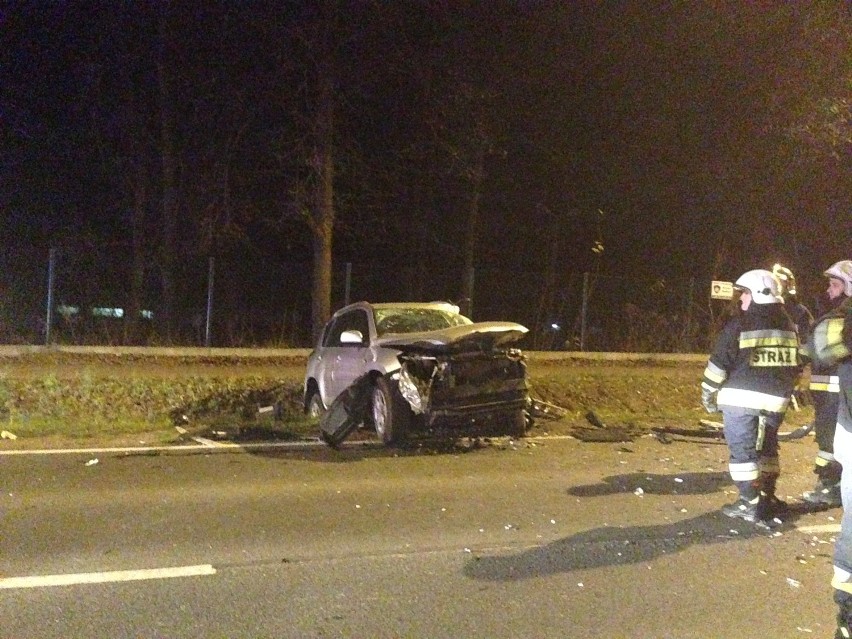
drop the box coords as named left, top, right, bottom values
left=0, top=435, right=572, bottom=457
left=0, top=440, right=332, bottom=456
left=191, top=436, right=227, bottom=447
left=0, top=564, right=216, bottom=589
left=796, top=523, right=841, bottom=535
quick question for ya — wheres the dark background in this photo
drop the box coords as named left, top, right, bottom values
left=2, top=1, right=849, bottom=348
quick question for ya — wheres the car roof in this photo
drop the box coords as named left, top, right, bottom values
left=334, top=301, right=461, bottom=316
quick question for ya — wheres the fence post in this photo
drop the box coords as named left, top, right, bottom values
left=45, top=248, right=56, bottom=345
left=580, top=271, right=589, bottom=351
left=464, top=266, right=475, bottom=319
left=205, top=256, right=215, bottom=347
left=683, top=276, right=695, bottom=352
left=344, top=262, right=352, bottom=307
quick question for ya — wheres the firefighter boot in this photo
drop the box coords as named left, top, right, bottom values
left=804, top=480, right=842, bottom=507
left=760, top=472, right=788, bottom=518
left=835, top=592, right=852, bottom=639
left=805, top=461, right=843, bottom=507
left=721, top=482, right=768, bottom=523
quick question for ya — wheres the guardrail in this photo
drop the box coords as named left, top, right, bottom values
left=0, top=345, right=708, bottom=364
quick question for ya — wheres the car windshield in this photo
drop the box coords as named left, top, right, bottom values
left=373, top=308, right=472, bottom=336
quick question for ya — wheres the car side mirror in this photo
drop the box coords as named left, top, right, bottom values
left=340, top=330, right=364, bottom=345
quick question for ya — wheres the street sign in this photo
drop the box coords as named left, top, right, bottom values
left=710, top=280, right=734, bottom=300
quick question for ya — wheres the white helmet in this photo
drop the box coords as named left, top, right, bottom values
left=772, top=263, right=797, bottom=297
left=824, top=260, right=852, bottom=297
left=734, top=269, right=783, bottom=304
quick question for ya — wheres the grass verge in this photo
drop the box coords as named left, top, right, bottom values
left=0, top=353, right=814, bottom=448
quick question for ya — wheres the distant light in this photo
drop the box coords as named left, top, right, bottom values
left=57, top=305, right=80, bottom=317
left=550, top=323, right=561, bottom=331
left=141, top=310, right=154, bottom=320
left=92, top=307, right=124, bottom=318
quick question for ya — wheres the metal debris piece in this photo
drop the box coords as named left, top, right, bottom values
left=318, top=374, right=374, bottom=448
left=528, top=398, right=568, bottom=420
left=652, top=426, right=723, bottom=440
left=585, top=411, right=606, bottom=428
left=779, top=422, right=813, bottom=441
left=692, top=419, right=813, bottom=441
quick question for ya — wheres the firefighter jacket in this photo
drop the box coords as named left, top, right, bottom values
left=807, top=299, right=849, bottom=397
left=786, top=299, right=813, bottom=340
left=809, top=298, right=852, bottom=432
left=702, top=303, right=800, bottom=415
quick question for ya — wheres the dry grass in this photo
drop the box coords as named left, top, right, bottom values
left=0, top=353, right=814, bottom=448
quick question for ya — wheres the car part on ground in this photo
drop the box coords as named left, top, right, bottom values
left=527, top=397, right=569, bottom=420
left=652, top=420, right=814, bottom=443
left=318, top=374, right=374, bottom=449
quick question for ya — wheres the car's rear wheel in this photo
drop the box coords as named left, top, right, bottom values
left=306, top=390, right=325, bottom=419
left=372, top=377, right=410, bottom=446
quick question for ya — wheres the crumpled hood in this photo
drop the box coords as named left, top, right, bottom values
left=375, top=321, right=528, bottom=353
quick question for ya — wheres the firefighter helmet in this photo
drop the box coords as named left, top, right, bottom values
left=824, top=260, right=852, bottom=297
left=772, top=264, right=797, bottom=297
left=734, top=269, right=782, bottom=305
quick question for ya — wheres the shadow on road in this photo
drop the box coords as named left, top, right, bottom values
left=248, top=435, right=523, bottom=463
left=465, top=483, right=820, bottom=582
left=463, top=510, right=810, bottom=581
left=568, top=471, right=730, bottom=497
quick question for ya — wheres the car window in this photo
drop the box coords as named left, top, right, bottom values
left=373, top=308, right=471, bottom=336
left=323, top=309, right=371, bottom=347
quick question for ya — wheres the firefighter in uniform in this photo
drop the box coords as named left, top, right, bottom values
left=803, top=260, right=852, bottom=507
left=807, top=292, right=852, bottom=638
left=773, top=263, right=813, bottom=339
left=701, top=269, right=800, bottom=523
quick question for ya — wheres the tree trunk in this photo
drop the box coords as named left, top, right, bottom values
left=157, top=7, right=179, bottom=341
left=126, top=163, right=148, bottom=344
left=459, top=148, right=485, bottom=318
left=310, top=69, right=335, bottom=342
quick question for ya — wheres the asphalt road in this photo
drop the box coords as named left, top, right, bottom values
left=0, top=434, right=843, bottom=638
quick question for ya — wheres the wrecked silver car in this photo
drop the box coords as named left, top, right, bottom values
left=303, top=302, right=530, bottom=446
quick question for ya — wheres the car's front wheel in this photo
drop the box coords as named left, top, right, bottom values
left=306, top=390, right=326, bottom=420
left=372, top=377, right=410, bottom=446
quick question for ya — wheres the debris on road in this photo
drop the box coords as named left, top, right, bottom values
left=652, top=420, right=814, bottom=443
left=1, top=430, right=18, bottom=440
left=318, top=374, right=374, bottom=449
left=85, top=458, right=99, bottom=466
left=779, top=422, right=813, bottom=441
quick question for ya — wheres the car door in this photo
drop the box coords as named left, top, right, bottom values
left=321, top=309, right=372, bottom=402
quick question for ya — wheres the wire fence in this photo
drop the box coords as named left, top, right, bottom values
left=1, top=245, right=724, bottom=352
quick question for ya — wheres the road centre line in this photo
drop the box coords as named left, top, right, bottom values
left=0, top=564, right=216, bottom=590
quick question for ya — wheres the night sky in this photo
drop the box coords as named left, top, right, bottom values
left=1, top=1, right=850, bottom=343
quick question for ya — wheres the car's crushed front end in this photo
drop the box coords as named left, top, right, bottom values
left=381, top=322, right=530, bottom=429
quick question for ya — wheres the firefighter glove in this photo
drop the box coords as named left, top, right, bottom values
left=701, top=387, right=719, bottom=414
